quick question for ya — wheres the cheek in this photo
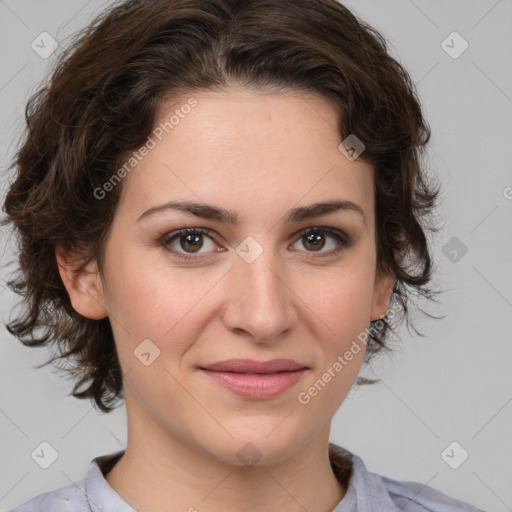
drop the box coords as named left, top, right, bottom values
left=297, top=263, right=376, bottom=342
left=294, top=273, right=371, bottom=412
left=101, top=245, right=218, bottom=358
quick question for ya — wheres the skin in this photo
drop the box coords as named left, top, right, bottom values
left=57, top=87, right=395, bottom=512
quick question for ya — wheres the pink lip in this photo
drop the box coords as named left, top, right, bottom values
left=200, top=368, right=308, bottom=399
left=200, top=358, right=307, bottom=373
left=198, top=359, right=309, bottom=399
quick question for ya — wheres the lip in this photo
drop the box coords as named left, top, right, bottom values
left=199, top=358, right=307, bottom=373
left=198, top=359, right=309, bottom=399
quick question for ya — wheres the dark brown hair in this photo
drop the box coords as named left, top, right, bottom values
left=2, top=0, right=443, bottom=413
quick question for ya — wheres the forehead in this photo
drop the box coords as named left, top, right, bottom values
left=119, top=89, right=375, bottom=224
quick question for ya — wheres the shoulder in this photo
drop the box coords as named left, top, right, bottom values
left=8, top=481, right=88, bottom=512
left=329, top=443, right=486, bottom=512
left=379, top=474, right=487, bottom=512
left=8, top=449, right=125, bottom=512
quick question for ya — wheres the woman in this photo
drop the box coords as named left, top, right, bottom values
left=2, top=0, right=485, bottom=510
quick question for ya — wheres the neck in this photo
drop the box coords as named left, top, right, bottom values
left=105, top=425, right=350, bottom=512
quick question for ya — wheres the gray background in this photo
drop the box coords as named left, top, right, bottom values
left=0, top=1, right=511, bottom=511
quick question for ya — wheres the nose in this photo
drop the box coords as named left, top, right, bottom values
left=221, top=250, right=297, bottom=343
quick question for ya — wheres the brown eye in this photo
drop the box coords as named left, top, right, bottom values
left=302, top=232, right=326, bottom=251
left=160, top=226, right=351, bottom=261
left=178, top=233, right=204, bottom=253
left=292, top=227, right=351, bottom=257
left=160, top=228, right=217, bottom=259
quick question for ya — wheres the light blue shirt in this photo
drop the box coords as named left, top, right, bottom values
left=9, top=444, right=486, bottom=511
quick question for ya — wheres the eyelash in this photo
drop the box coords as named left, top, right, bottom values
left=159, top=227, right=352, bottom=260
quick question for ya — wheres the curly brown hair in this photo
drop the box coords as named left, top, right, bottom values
left=2, top=0, right=443, bottom=413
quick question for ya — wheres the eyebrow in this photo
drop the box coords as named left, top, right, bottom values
left=137, top=199, right=366, bottom=226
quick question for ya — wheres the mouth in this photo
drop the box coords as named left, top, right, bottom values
left=199, top=358, right=308, bottom=374
left=198, top=359, right=309, bottom=399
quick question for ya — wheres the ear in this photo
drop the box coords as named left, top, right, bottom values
left=55, top=246, right=108, bottom=320
left=370, top=269, right=395, bottom=321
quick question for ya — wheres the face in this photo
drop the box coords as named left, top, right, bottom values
left=60, top=88, right=394, bottom=467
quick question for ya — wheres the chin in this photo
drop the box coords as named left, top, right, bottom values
left=202, top=430, right=303, bottom=469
